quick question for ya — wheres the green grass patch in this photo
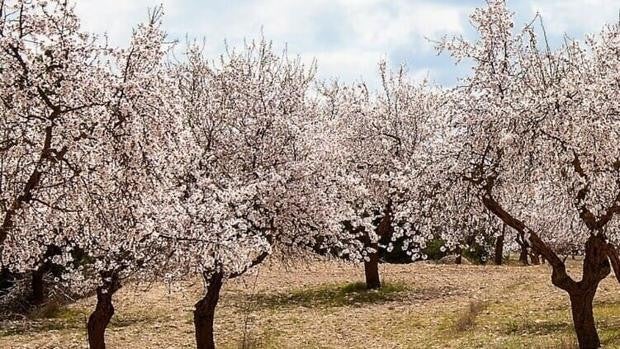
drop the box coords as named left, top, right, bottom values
left=0, top=304, right=88, bottom=337
left=249, top=281, right=410, bottom=309
left=501, top=319, right=571, bottom=336
left=30, top=303, right=88, bottom=322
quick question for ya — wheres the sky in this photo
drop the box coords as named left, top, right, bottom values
left=74, top=0, right=620, bottom=88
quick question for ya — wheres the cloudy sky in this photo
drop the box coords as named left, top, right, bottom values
left=74, top=0, right=619, bottom=88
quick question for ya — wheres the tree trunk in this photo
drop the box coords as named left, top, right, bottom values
left=494, top=226, right=506, bottom=265
left=362, top=207, right=392, bottom=290
left=194, top=271, right=224, bottom=349
left=569, top=290, right=600, bottom=349
left=480, top=193, right=609, bottom=349
left=519, top=244, right=529, bottom=265
left=455, top=246, right=462, bottom=265
left=530, top=252, right=540, bottom=265
left=566, top=234, right=610, bottom=349
left=364, top=249, right=381, bottom=289
left=30, top=269, right=46, bottom=305
left=87, top=276, right=120, bottom=349
left=29, top=245, right=62, bottom=306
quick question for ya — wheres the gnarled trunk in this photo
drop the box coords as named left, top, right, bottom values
left=480, top=194, right=612, bottom=349
left=570, top=289, right=599, bottom=349
left=87, top=275, right=120, bottom=349
left=194, top=270, right=224, bottom=349
left=565, top=234, right=610, bottom=349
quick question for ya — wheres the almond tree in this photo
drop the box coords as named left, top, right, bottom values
left=319, top=63, right=457, bottom=288
left=0, top=0, right=115, bottom=303
left=1, top=1, right=178, bottom=347
left=67, top=9, right=180, bottom=349
left=165, top=39, right=337, bottom=349
left=439, top=1, right=620, bottom=346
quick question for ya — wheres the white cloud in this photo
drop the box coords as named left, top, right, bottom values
left=74, top=0, right=182, bottom=45
left=528, top=0, right=619, bottom=35
left=306, top=49, right=384, bottom=83
left=342, top=1, right=466, bottom=50
left=73, top=0, right=468, bottom=87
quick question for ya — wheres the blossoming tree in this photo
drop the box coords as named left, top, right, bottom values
left=318, top=63, right=461, bottom=288
left=1, top=2, right=179, bottom=348
left=166, top=39, right=343, bottom=349
left=439, top=1, right=620, bottom=346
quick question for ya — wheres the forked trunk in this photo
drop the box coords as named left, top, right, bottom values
left=87, top=277, right=119, bottom=349
left=566, top=234, right=610, bottom=349
left=480, top=193, right=610, bottom=349
left=364, top=249, right=381, bottom=289
left=194, top=270, right=224, bottom=349
left=570, top=290, right=599, bottom=349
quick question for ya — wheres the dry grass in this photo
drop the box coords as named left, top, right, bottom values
left=453, top=300, right=488, bottom=332
left=2, top=258, right=620, bottom=348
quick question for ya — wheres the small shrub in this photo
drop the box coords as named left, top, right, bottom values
left=422, top=239, right=449, bottom=261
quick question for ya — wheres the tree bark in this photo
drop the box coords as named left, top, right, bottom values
left=364, top=250, right=381, bottom=289
left=362, top=206, right=392, bottom=290
left=519, top=243, right=529, bottom=265
left=530, top=252, right=540, bottom=265
left=565, top=234, right=610, bottom=349
left=194, top=270, right=224, bottom=349
left=455, top=246, right=462, bottom=265
left=494, top=225, right=505, bottom=265
left=30, top=268, right=46, bottom=306
left=570, top=290, right=600, bottom=349
left=87, top=275, right=120, bottom=349
left=480, top=192, right=612, bottom=348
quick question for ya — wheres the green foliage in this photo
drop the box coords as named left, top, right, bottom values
left=423, top=238, right=449, bottom=261
left=462, top=244, right=491, bottom=265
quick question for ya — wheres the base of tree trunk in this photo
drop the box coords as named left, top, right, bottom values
left=194, top=271, right=224, bottom=349
left=87, top=274, right=120, bottom=349
left=519, top=246, right=529, bottom=265
left=570, top=290, right=600, bottom=348
left=494, top=233, right=505, bottom=265
left=566, top=234, right=609, bottom=349
left=364, top=252, right=381, bottom=289
left=87, top=290, right=115, bottom=349
left=29, top=269, right=46, bottom=306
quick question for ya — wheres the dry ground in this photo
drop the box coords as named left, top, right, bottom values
left=2, top=258, right=620, bottom=348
